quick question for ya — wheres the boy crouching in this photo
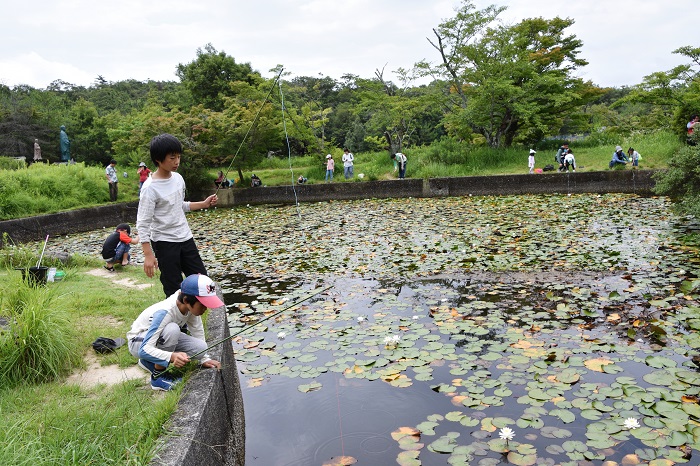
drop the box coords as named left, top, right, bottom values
left=127, top=274, right=224, bottom=391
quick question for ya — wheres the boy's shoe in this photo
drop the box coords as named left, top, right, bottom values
left=104, top=264, right=115, bottom=272
left=150, top=375, right=182, bottom=391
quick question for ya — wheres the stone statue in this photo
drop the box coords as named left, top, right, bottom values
left=59, top=125, right=71, bottom=162
left=33, top=139, right=42, bottom=161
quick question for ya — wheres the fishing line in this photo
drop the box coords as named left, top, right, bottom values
left=214, top=67, right=285, bottom=197
left=278, top=79, right=302, bottom=220
left=154, top=285, right=332, bottom=378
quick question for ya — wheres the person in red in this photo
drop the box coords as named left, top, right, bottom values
left=101, top=223, right=139, bottom=272
left=137, top=162, right=151, bottom=195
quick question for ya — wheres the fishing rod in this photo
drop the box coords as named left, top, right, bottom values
left=214, top=67, right=285, bottom=197
left=154, top=285, right=332, bottom=378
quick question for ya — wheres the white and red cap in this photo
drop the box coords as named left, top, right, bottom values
left=181, top=274, right=225, bottom=309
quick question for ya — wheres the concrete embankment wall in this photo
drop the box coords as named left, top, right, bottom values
left=0, top=170, right=656, bottom=245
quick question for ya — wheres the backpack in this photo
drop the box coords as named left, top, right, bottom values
left=542, top=164, right=555, bottom=172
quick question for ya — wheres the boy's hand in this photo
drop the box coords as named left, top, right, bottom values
left=202, top=359, right=221, bottom=369
left=170, top=351, right=190, bottom=368
left=143, top=254, right=158, bottom=278
left=206, top=194, right=218, bottom=208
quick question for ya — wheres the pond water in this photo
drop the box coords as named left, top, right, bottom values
left=40, top=193, right=700, bottom=465
left=195, top=194, right=700, bottom=466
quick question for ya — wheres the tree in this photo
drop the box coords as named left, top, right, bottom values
left=417, top=1, right=596, bottom=147
left=176, top=44, right=258, bottom=112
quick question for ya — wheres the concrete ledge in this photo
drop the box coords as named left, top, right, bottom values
left=149, top=303, right=245, bottom=466
left=0, top=201, right=139, bottom=246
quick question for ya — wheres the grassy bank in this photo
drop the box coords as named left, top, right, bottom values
left=0, top=247, right=178, bottom=465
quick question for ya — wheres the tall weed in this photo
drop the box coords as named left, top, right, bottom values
left=0, top=272, right=79, bottom=388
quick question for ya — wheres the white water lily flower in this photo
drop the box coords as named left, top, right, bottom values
left=412, top=315, right=419, bottom=320
left=357, top=316, right=365, bottom=322
left=251, top=300, right=259, bottom=306
left=624, top=418, right=640, bottom=429
left=277, top=332, right=286, bottom=339
left=498, top=427, right=515, bottom=441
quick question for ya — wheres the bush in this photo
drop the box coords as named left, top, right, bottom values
left=653, top=144, right=700, bottom=217
left=0, top=272, right=79, bottom=388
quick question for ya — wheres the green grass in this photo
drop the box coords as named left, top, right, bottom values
left=0, top=248, right=180, bottom=465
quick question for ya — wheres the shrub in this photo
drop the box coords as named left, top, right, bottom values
left=0, top=272, right=79, bottom=388
left=653, top=144, right=700, bottom=217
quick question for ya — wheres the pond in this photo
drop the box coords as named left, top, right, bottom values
left=192, top=194, right=700, bottom=466
left=42, top=193, right=700, bottom=465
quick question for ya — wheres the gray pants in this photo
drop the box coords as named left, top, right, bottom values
left=129, top=322, right=208, bottom=362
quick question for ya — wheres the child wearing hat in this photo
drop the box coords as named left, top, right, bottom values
left=101, top=223, right=139, bottom=272
left=137, top=162, right=151, bottom=195
left=325, top=154, right=335, bottom=182
left=528, top=149, right=536, bottom=174
left=127, top=273, right=224, bottom=391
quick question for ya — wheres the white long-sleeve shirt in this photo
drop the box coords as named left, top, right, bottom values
left=126, top=292, right=210, bottom=367
left=137, top=172, right=193, bottom=243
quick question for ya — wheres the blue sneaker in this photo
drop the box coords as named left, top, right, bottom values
left=150, top=375, right=182, bottom=391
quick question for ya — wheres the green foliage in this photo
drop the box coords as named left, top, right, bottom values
left=176, top=43, right=258, bottom=111
left=653, top=144, right=700, bottom=216
left=0, top=272, right=79, bottom=388
left=0, top=157, right=26, bottom=170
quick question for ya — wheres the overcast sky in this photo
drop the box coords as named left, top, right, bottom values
left=0, top=0, right=694, bottom=90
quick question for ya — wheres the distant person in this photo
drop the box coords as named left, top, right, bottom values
left=563, top=150, right=576, bottom=172
left=325, top=154, right=334, bottom=181
left=59, top=125, right=70, bottom=162
left=297, top=175, right=307, bottom=184
left=342, top=148, right=354, bottom=180
left=137, top=133, right=218, bottom=298
left=391, top=152, right=407, bottom=179
left=33, top=139, right=42, bottom=162
left=105, top=159, right=118, bottom=201
left=215, top=171, right=229, bottom=188
left=101, top=223, right=139, bottom=272
left=126, top=273, right=223, bottom=391
left=251, top=174, right=262, bottom=187
left=688, top=115, right=699, bottom=145
left=554, top=144, right=569, bottom=172
left=627, top=147, right=641, bottom=167
left=528, top=149, right=536, bottom=174
left=609, top=146, right=628, bottom=169
left=137, top=162, right=151, bottom=194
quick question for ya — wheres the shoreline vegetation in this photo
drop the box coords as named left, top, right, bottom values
left=0, top=129, right=683, bottom=221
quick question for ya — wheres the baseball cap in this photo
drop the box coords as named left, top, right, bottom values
left=181, top=274, right=225, bottom=308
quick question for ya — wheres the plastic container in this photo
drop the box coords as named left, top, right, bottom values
left=15, top=266, right=48, bottom=286
left=47, top=267, right=57, bottom=282
left=53, top=270, right=65, bottom=282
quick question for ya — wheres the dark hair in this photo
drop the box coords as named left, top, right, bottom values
left=109, top=159, right=117, bottom=165
left=628, top=147, right=634, bottom=152
left=150, top=133, right=182, bottom=165
left=391, top=153, right=397, bottom=159
left=178, top=293, right=198, bottom=306
left=116, top=223, right=131, bottom=235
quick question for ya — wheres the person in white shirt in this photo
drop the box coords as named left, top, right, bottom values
left=342, top=148, right=354, bottom=179
left=137, top=133, right=218, bottom=298
left=528, top=149, right=536, bottom=174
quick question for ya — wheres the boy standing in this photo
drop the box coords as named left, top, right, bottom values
left=101, top=223, right=139, bottom=272
left=137, top=133, right=218, bottom=297
left=325, top=154, right=334, bottom=181
left=127, top=273, right=224, bottom=391
left=105, top=159, right=118, bottom=201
